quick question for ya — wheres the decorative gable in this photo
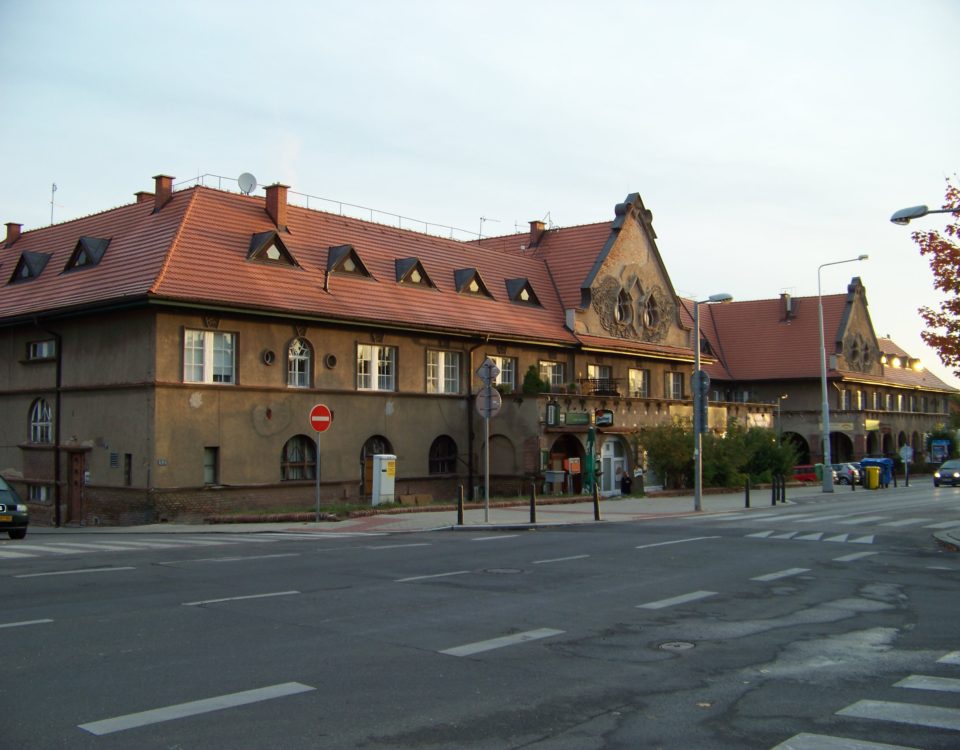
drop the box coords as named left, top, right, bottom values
left=505, top=278, right=541, bottom=306
left=395, top=257, right=435, bottom=288
left=64, top=236, right=110, bottom=271
left=248, top=231, right=298, bottom=266
left=454, top=268, right=492, bottom=298
left=9, top=251, right=51, bottom=283
left=327, top=245, right=371, bottom=277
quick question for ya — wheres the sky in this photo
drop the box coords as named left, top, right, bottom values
left=1, top=0, right=958, bottom=388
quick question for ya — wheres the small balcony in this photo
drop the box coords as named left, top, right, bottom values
left=577, top=377, right=623, bottom=397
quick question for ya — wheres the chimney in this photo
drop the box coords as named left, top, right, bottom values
left=781, top=292, right=793, bottom=320
left=265, top=183, right=289, bottom=230
left=4, top=222, right=22, bottom=248
left=529, top=220, right=546, bottom=247
left=134, top=191, right=153, bottom=204
left=152, top=174, right=174, bottom=213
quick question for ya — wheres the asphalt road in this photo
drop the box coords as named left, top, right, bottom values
left=2, top=485, right=959, bottom=749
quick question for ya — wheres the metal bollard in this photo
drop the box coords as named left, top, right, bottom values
left=593, top=483, right=601, bottom=521
left=771, top=477, right=777, bottom=506
left=530, top=482, right=537, bottom=524
left=457, top=485, right=464, bottom=526
left=745, top=477, right=751, bottom=508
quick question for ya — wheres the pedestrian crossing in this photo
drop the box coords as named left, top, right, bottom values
left=772, top=650, right=960, bottom=748
left=699, top=508, right=960, bottom=536
left=0, top=531, right=383, bottom=560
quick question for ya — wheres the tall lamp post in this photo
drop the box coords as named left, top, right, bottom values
left=818, top=255, right=868, bottom=493
left=694, top=293, right=733, bottom=511
left=776, top=394, right=788, bottom=445
left=889, top=205, right=959, bottom=225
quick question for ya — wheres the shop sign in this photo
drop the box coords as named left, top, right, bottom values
left=565, top=412, right=590, bottom=425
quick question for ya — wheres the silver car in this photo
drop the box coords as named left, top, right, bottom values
left=831, top=463, right=860, bottom=485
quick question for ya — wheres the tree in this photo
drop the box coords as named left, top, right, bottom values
left=912, top=177, right=960, bottom=378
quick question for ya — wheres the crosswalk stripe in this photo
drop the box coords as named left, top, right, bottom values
left=771, top=732, right=921, bottom=749
left=938, top=651, right=960, bottom=665
left=0, top=544, right=83, bottom=554
left=795, top=515, right=852, bottom=523
left=771, top=532, right=799, bottom=539
left=41, top=541, right=154, bottom=552
left=894, top=674, right=960, bottom=692
left=837, top=516, right=888, bottom=525
left=747, top=531, right=775, bottom=538
left=0, top=549, right=36, bottom=558
left=837, top=699, right=960, bottom=731
left=833, top=551, right=878, bottom=562
left=879, top=518, right=932, bottom=527
left=925, top=520, right=960, bottom=530
left=795, top=532, right=825, bottom=541
left=824, top=534, right=849, bottom=543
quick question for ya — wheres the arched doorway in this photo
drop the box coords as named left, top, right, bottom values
left=361, top=435, right=394, bottom=497
left=600, top=437, right=627, bottom=496
left=866, top=431, right=880, bottom=456
left=881, top=432, right=894, bottom=455
left=548, top=434, right=586, bottom=494
left=488, top=434, right=516, bottom=475
left=782, top=432, right=809, bottom=464
left=831, top=433, right=854, bottom=462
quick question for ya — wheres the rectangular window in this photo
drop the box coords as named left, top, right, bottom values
left=665, top=372, right=684, bottom=400
left=357, top=344, right=397, bottom=391
left=587, top=364, right=612, bottom=380
left=203, top=447, right=219, bottom=485
left=124, top=453, right=132, bottom=487
left=855, top=390, right=864, bottom=410
left=488, top=356, right=516, bottom=390
left=184, top=330, right=235, bottom=384
left=840, top=389, right=851, bottom=410
left=539, top=361, right=565, bottom=389
left=28, top=485, right=51, bottom=502
left=896, top=394, right=904, bottom=412
left=872, top=392, right=881, bottom=411
left=628, top=368, right=650, bottom=398
left=885, top=394, right=893, bottom=411
left=27, top=339, right=56, bottom=360
left=427, top=350, right=461, bottom=394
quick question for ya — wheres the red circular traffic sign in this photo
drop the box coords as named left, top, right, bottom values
left=309, top=403, right=333, bottom=433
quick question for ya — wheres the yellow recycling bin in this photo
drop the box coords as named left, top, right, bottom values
left=864, top=465, right=880, bottom=490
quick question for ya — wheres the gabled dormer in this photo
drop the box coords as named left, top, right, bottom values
left=248, top=231, right=298, bottom=267
left=395, top=257, right=435, bottom=288
left=454, top=268, right=492, bottom=298
left=327, top=244, right=371, bottom=277
left=505, top=278, right=541, bottom=306
left=9, top=251, right=51, bottom=284
left=64, top=236, right=110, bottom=271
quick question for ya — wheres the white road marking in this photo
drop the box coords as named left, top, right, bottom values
left=0, top=618, right=54, bottom=629
left=794, top=532, right=825, bottom=541
left=637, top=590, right=718, bottom=610
left=938, top=651, right=960, bottom=665
left=747, top=531, right=775, bottom=538
left=15, top=567, right=135, bottom=578
left=837, top=699, right=960, bottom=731
left=0, top=549, right=37, bottom=558
left=440, top=628, right=564, bottom=657
left=182, top=590, right=300, bottom=606
left=41, top=541, right=146, bottom=552
left=879, top=518, right=932, bottom=527
left=925, top=520, right=960, bottom=529
left=366, top=543, right=432, bottom=550
left=848, top=535, right=875, bottom=544
left=713, top=512, right=780, bottom=522
left=395, top=570, right=470, bottom=583
left=533, top=554, right=590, bottom=564
left=636, top=536, right=719, bottom=549
left=771, top=532, right=799, bottom=539
left=823, top=534, right=850, bottom=543
left=833, top=551, right=878, bottom=562
left=159, top=553, right=301, bottom=566
left=1, top=544, right=84, bottom=554
left=85, top=540, right=187, bottom=549
left=894, top=674, right=960, bottom=692
left=78, top=681, right=315, bottom=735
left=472, top=535, right=519, bottom=541
left=771, top=732, right=920, bottom=749
left=794, top=514, right=851, bottom=523
left=751, top=568, right=810, bottom=582
left=837, top=516, right=889, bottom=525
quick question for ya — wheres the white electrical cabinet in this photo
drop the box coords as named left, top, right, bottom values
left=371, top=454, right=397, bottom=506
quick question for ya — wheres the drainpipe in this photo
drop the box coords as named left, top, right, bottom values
left=35, top=321, right=62, bottom=526
left=466, top=337, right=489, bottom=501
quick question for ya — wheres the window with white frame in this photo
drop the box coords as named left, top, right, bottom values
left=665, top=372, right=684, bottom=400
left=184, top=330, right=235, bottom=384
left=29, top=485, right=52, bottom=502
left=539, top=360, right=565, bottom=389
left=29, top=398, right=52, bottom=443
left=840, top=389, right=851, bottom=410
left=896, top=394, right=904, bottom=412
left=287, top=338, right=312, bottom=388
left=872, top=391, right=881, bottom=410
left=488, top=355, right=516, bottom=391
left=28, top=339, right=56, bottom=360
left=885, top=393, right=893, bottom=411
left=427, top=350, right=461, bottom=394
left=357, top=344, right=397, bottom=391
left=588, top=364, right=612, bottom=380
left=629, top=368, right=650, bottom=397
left=855, top=390, right=864, bottom=410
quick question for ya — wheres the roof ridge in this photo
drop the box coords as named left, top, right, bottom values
left=150, top=188, right=200, bottom=294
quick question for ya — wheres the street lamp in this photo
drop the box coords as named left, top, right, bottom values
left=818, top=255, right=868, bottom=493
left=694, top=292, right=733, bottom=512
left=889, top=205, right=959, bottom=225
left=776, top=394, right=788, bottom=445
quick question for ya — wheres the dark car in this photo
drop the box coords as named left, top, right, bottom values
left=933, top=459, right=960, bottom=488
left=0, top=476, right=28, bottom=539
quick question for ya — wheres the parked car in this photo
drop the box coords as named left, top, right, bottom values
left=933, top=459, right=960, bottom=488
left=0, top=476, right=28, bottom=539
left=831, top=463, right=861, bottom=485
left=792, top=465, right=838, bottom=483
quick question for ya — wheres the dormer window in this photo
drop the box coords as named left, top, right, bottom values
left=454, top=268, right=492, bottom=298
left=248, top=231, right=297, bottom=266
left=9, top=252, right=51, bottom=284
left=396, top=257, right=435, bottom=288
left=64, top=236, right=110, bottom=271
left=328, top=245, right=371, bottom=277
left=505, top=278, right=541, bottom=306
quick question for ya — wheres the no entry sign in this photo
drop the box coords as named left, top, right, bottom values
left=309, top=403, right=333, bottom=433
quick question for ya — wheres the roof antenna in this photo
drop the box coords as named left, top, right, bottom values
left=50, top=182, right=58, bottom=225
left=479, top=216, right=500, bottom=239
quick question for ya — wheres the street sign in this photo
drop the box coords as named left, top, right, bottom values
left=476, top=357, right=500, bottom=385
left=692, top=369, right=710, bottom=394
left=309, top=403, right=333, bottom=433
left=899, top=444, right=913, bottom=463
left=476, top=385, right=502, bottom=418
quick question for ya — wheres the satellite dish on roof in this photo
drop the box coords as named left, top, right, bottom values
left=238, top=172, right=257, bottom=195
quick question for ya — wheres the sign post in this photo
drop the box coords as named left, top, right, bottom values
left=309, top=404, right=333, bottom=523
left=899, top=444, right=913, bottom=487
left=475, top=358, right=501, bottom=522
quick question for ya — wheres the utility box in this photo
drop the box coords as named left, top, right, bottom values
left=371, top=454, right=397, bottom=506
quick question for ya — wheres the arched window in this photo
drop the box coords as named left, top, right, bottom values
left=287, top=338, right=313, bottom=388
left=641, top=295, right=660, bottom=329
left=30, top=398, right=52, bottom=443
left=615, top=288, right=633, bottom=324
left=429, top=435, right=457, bottom=474
left=281, top=435, right=316, bottom=480
left=361, top=435, right=394, bottom=495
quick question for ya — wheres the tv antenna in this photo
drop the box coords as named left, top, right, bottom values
left=479, top=216, right=500, bottom=239
left=238, top=172, right=258, bottom=195
left=50, top=183, right=59, bottom=225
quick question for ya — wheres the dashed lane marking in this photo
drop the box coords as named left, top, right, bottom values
left=637, top=590, right=718, bottom=610
left=751, top=567, right=810, bottom=582
left=440, top=628, right=564, bottom=657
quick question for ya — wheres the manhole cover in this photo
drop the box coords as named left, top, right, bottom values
left=659, top=641, right=695, bottom=651
left=484, top=568, right=524, bottom=575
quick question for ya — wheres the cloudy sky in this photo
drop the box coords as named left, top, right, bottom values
left=2, top=0, right=958, bottom=387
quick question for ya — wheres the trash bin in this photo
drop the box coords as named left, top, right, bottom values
left=620, top=474, right=633, bottom=496
left=814, top=463, right=823, bottom=481
left=864, top=465, right=880, bottom=490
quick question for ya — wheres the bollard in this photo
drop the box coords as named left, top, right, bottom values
left=851, top=475, right=856, bottom=492
left=457, top=485, right=464, bottom=526
left=771, top=477, right=777, bottom=506
left=529, top=482, right=537, bottom=524
left=593, top=483, right=601, bottom=521
left=780, top=474, right=787, bottom=504
left=745, top=476, right=751, bottom=508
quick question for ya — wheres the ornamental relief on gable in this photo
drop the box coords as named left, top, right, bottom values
left=591, top=275, right=674, bottom=343
left=843, top=331, right=876, bottom=373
